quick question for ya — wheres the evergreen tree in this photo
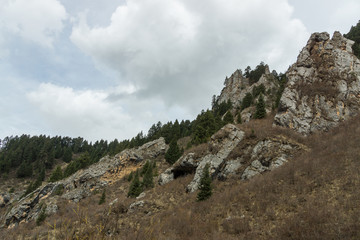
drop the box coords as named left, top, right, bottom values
left=165, top=140, right=182, bottom=165
left=141, top=160, right=151, bottom=176
left=241, top=93, right=253, bottom=110
left=63, top=147, right=72, bottom=163
left=344, top=20, right=360, bottom=59
left=223, top=111, right=234, bottom=124
left=142, top=162, right=154, bottom=189
left=275, top=74, right=287, bottom=109
left=127, top=171, right=134, bottom=182
left=152, top=161, right=158, bottom=176
left=99, top=189, right=106, bottom=205
left=254, top=94, right=266, bottom=119
left=197, top=164, right=212, bottom=201
left=38, top=168, right=45, bottom=182
left=128, top=171, right=143, bottom=198
left=16, top=161, right=33, bottom=178
left=237, top=113, right=242, bottom=124
left=49, top=166, right=63, bottom=182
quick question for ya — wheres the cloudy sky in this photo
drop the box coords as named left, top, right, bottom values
left=0, top=0, right=359, bottom=142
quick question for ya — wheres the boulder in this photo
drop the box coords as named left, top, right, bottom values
left=0, top=193, right=10, bottom=208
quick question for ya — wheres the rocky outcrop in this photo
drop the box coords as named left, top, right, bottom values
left=274, top=31, right=360, bottom=134
left=159, top=126, right=307, bottom=191
left=4, top=183, right=59, bottom=227
left=240, top=136, right=308, bottom=179
left=61, top=137, right=168, bottom=201
left=217, top=65, right=279, bottom=119
left=159, top=124, right=245, bottom=192
left=3, top=137, right=168, bottom=227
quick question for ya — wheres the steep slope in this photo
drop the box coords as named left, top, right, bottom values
left=2, top=28, right=360, bottom=240
left=274, top=31, right=360, bottom=134
left=159, top=123, right=306, bottom=192
left=217, top=64, right=280, bottom=122
left=2, top=138, right=168, bottom=228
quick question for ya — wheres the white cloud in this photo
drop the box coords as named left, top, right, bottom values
left=70, top=0, right=308, bottom=113
left=0, top=0, right=67, bottom=47
left=27, top=83, right=193, bottom=141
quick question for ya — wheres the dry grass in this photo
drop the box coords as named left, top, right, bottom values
left=2, top=116, right=360, bottom=239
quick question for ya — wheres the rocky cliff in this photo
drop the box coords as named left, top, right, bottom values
left=274, top=31, right=360, bottom=134
left=3, top=138, right=168, bottom=227
left=159, top=124, right=306, bottom=191
left=217, top=65, right=280, bottom=122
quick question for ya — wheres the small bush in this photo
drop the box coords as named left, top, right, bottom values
left=36, top=206, right=47, bottom=226
left=98, top=189, right=106, bottom=205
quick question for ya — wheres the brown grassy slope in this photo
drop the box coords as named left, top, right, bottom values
left=2, top=115, right=360, bottom=239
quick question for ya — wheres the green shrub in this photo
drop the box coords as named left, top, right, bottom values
left=197, top=164, right=212, bottom=201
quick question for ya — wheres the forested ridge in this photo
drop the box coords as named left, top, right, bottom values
left=0, top=62, right=284, bottom=186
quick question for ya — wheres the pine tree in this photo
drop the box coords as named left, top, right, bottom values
left=141, top=160, right=151, bottom=176
left=241, top=93, right=253, bottom=110
left=344, top=20, right=360, bottom=59
left=127, top=171, right=134, bottom=182
left=197, top=163, right=212, bottom=201
left=63, top=147, right=72, bottom=163
left=16, top=161, right=33, bottom=178
left=99, top=189, right=106, bottom=205
left=254, top=94, right=266, bottom=119
left=142, top=162, right=154, bottom=189
left=165, top=140, right=182, bottom=164
left=223, top=111, right=234, bottom=124
left=128, top=171, right=143, bottom=198
left=49, top=166, right=63, bottom=182
left=237, top=113, right=242, bottom=124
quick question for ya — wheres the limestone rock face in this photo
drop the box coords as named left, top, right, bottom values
left=4, top=183, right=58, bottom=227
left=3, top=137, right=168, bottom=227
left=274, top=32, right=360, bottom=134
left=159, top=124, right=245, bottom=192
left=217, top=65, right=279, bottom=116
left=241, top=136, right=307, bottom=179
left=159, top=127, right=306, bottom=191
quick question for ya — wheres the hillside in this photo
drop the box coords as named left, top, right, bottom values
left=1, top=22, right=360, bottom=239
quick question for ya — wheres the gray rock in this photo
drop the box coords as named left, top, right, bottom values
left=218, top=159, right=242, bottom=179
left=241, top=137, right=305, bottom=180
left=3, top=137, right=168, bottom=227
left=217, top=65, right=279, bottom=116
left=136, top=192, right=146, bottom=200
left=274, top=31, right=360, bottom=134
left=129, top=200, right=145, bottom=212
left=158, top=124, right=245, bottom=192
left=0, top=193, right=10, bottom=208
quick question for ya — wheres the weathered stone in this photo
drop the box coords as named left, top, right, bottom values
left=217, top=64, right=279, bottom=118
left=274, top=31, right=360, bottom=134
left=159, top=124, right=245, bottom=192
left=136, top=192, right=146, bottom=200
left=241, top=137, right=307, bottom=180
left=129, top=200, right=145, bottom=212
left=0, top=193, right=10, bottom=208
left=218, top=159, right=242, bottom=179
left=3, top=137, right=168, bottom=227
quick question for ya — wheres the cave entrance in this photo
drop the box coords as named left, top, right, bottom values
left=172, top=166, right=196, bottom=179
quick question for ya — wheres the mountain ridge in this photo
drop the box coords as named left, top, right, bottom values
left=1, top=23, right=360, bottom=239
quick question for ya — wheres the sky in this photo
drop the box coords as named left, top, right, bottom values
left=0, top=0, right=359, bottom=142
